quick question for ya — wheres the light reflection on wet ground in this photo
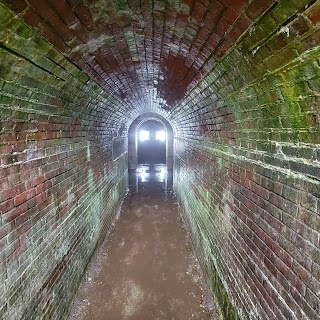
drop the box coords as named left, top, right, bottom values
left=68, top=164, right=215, bottom=320
left=129, top=164, right=173, bottom=193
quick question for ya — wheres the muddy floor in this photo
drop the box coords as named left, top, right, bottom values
left=69, top=165, right=216, bottom=320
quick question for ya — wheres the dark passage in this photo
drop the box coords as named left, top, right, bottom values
left=69, top=165, right=215, bottom=320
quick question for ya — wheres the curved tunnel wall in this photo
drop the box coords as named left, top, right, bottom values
left=0, top=5, right=129, bottom=319
left=170, top=3, right=320, bottom=319
left=0, top=1, right=319, bottom=320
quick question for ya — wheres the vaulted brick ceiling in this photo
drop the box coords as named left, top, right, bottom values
left=3, top=0, right=260, bottom=115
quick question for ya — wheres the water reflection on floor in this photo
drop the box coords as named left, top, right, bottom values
left=129, top=164, right=173, bottom=193
left=68, top=163, right=214, bottom=320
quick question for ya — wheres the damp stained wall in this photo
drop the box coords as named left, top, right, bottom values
left=0, top=0, right=319, bottom=319
left=171, top=1, right=320, bottom=319
left=0, top=5, right=128, bottom=318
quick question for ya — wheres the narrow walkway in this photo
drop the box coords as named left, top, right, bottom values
left=69, top=165, right=214, bottom=320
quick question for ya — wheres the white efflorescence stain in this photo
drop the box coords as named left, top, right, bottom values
left=279, top=26, right=290, bottom=37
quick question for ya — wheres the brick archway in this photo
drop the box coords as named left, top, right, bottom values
left=128, top=113, right=174, bottom=170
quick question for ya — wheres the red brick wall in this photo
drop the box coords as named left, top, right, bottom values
left=2, top=0, right=254, bottom=115
left=172, top=1, right=320, bottom=319
left=1, top=0, right=320, bottom=319
left=0, top=4, right=128, bottom=318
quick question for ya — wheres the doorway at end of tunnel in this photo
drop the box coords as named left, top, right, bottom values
left=137, top=120, right=166, bottom=165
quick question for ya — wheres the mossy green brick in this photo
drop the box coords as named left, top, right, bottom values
left=5, top=20, right=33, bottom=40
left=0, top=3, right=13, bottom=26
left=31, top=37, right=52, bottom=56
left=298, top=61, right=320, bottom=80
left=3, top=81, right=33, bottom=99
left=271, top=0, right=312, bottom=24
left=257, top=14, right=279, bottom=38
left=113, top=0, right=130, bottom=13
left=0, top=66, right=12, bottom=81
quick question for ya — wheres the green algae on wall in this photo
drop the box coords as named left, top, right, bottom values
left=174, top=156, right=240, bottom=320
left=0, top=4, right=130, bottom=319
left=171, top=1, right=320, bottom=319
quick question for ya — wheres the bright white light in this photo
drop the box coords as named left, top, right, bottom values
left=156, top=131, right=166, bottom=141
left=140, top=172, right=149, bottom=182
left=160, top=167, right=167, bottom=174
left=136, top=166, right=149, bottom=173
left=157, top=167, right=167, bottom=182
left=140, top=130, right=149, bottom=141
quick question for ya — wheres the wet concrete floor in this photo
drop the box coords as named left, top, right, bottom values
left=69, top=164, right=214, bottom=320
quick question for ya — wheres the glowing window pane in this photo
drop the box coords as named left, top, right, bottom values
left=140, top=130, right=149, bottom=141
left=156, top=131, right=166, bottom=141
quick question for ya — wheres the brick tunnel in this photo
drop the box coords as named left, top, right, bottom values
left=0, top=0, right=320, bottom=319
